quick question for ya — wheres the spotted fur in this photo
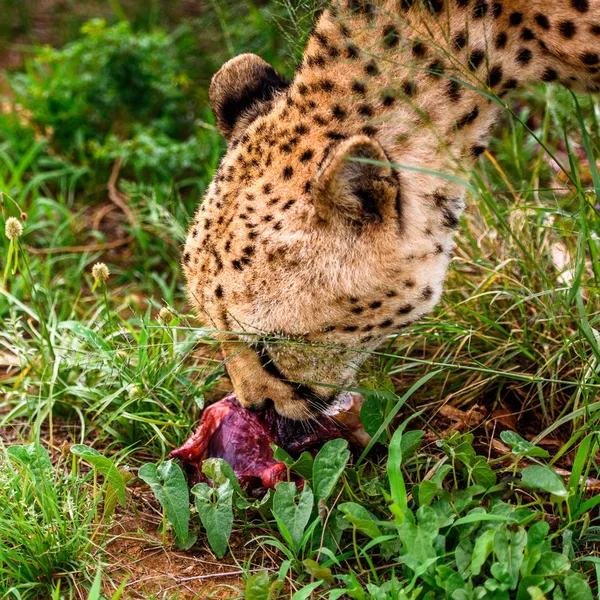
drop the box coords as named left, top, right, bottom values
left=184, top=0, right=600, bottom=419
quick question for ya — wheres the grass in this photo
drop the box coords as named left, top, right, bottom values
left=0, top=1, right=599, bottom=598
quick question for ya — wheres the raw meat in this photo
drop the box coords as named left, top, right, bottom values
left=170, top=392, right=368, bottom=497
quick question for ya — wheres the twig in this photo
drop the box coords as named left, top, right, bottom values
left=108, top=157, right=137, bottom=230
left=26, top=235, right=135, bottom=254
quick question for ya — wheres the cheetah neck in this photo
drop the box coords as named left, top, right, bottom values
left=284, top=0, right=600, bottom=206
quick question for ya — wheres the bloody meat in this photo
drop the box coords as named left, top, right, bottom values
left=170, top=393, right=368, bottom=497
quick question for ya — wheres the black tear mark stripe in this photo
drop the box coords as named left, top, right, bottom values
left=254, top=343, right=336, bottom=407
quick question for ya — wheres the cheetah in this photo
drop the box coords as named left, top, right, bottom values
left=184, top=0, right=600, bottom=420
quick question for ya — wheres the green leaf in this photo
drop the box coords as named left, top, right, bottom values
left=303, top=559, right=334, bottom=584
left=245, top=571, right=272, bottom=600
left=273, top=482, right=314, bottom=552
left=71, top=444, right=126, bottom=506
left=7, top=444, right=52, bottom=482
left=292, top=581, right=323, bottom=600
left=338, top=502, right=382, bottom=540
left=564, top=575, right=593, bottom=600
left=418, top=480, right=439, bottom=507
left=192, top=480, right=233, bottom=559
left=86, top=569, right=102, bottom=600
left=533, top=552, right=571, bottom=577
left=400, top=430, right=425, bottom=460
left=138, top=461, right=196, bottom=549
left=500, top=431, right=549, bottom=458
left=313, top=439, right=349, bottom=502
left=493, top=526, right=527, bottom=590
left=360, top=393, right=387, bottom=442
left=471, top=528, right=496, bottom=576
left=201, top=458, right=242, bottom=494
left=471, top=458, right=497, bottom=489
left=59, top=321, right=111, bottom=351
left=521, top=466, right=568, bottom=498
left=388, top=427, right=408, bottom=510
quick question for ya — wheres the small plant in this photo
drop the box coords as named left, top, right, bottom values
left=0, top=443, right=112, bottom=597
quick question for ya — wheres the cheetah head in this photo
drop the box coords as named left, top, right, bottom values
left=183, top=54, right=453, bottom=420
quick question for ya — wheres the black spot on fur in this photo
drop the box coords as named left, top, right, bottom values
left=535, top=14, right=550, bottom=29
left=346, top=43, right=360, bottom=59
left=471, top=144, right=486, bottom=158
left=472, top=0, right=488, bottom=19
left=402, top=80, right=417, bottom=96
left=411, top=40, right=427, bottom=57
left=352, top=80, right=367, bottom=95
left=571, top=0, right=589, bottom=13
left=488, top=64, right=503, bottom=87
left=428, top=60, right=445, bottom=77
left=456, top=105, right=479, bottom=129
left=582, top=52, right=600, bottom=65
left=492, top=2, right=502, bottom=18
left=300, top=149, right=314, bottom=162
left=454, top=31, right=468, bottom=51
left=542, top=68, right=558, bottom=82
left=421, top=286, right=434, bottom=300
left=447, top=79, right=463, bottom=101
left=509, top=12, right=523, bottom=26
left=383, top=24, right=401, bottom=48
left=516, top=48, right=533, bottom=65
left=521, top=28, right=535, bottom=41
left=495, top=32, right=508, bottom=49
left=559, top=21, right=577, bottom=38
left=469, top=49, right=485, bottom=70
left=397, top=304, right=414, bottom=315
left=365, top=60, right=380, bottom=76
left=332, top=104, right=347, bottom=120
left=283, top=166, right=293, bottom=180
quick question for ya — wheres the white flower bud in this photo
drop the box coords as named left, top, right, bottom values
left=5, top=217, right=23, bottom=240
left=91, top=262, right=110, bottom=283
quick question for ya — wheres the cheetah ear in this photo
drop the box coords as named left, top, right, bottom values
left=209, top=53, right=288, bottom=142
left=312, top=136, right=399, bottom=225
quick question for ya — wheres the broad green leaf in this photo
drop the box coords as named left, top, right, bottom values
left=471, top=528, right=496, bottom=576
left=470, top=458, right=497, bottom=489
left=289, top=452, right=314, bottom=480
left=564, top=575, right=593, bottom=600
left=273, top=482, right=314, bottom=552
left=303, top=559, right=334, bottom=584
left=521, top=466, right=568, bottom=498
left=500, top=431, right=549, bottom=458
left=360, top=393, right=387, bottom=443
left=192, top=480, right=233, bottom=559
left=245, top=571, right=271, bottom=600
left=201, top=458, right=242, bottom=494
left=71, top=444, right=126, bottom=506
left=527, top=521, right=550, bottom=549
left=338, top=502, right=382, bottom=540
left=533, top=552, right=571, bottom=577
left=400, top=430, right=425, bottom=460
left=493, top=526, right=527, bottom=590
left=138, top=461, right=196, bottom=549
left=7, top=444, right=52, bottom=481
left=313, top=439, right=349, bottom=502
left=418, top=480, right=439, bottom=507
